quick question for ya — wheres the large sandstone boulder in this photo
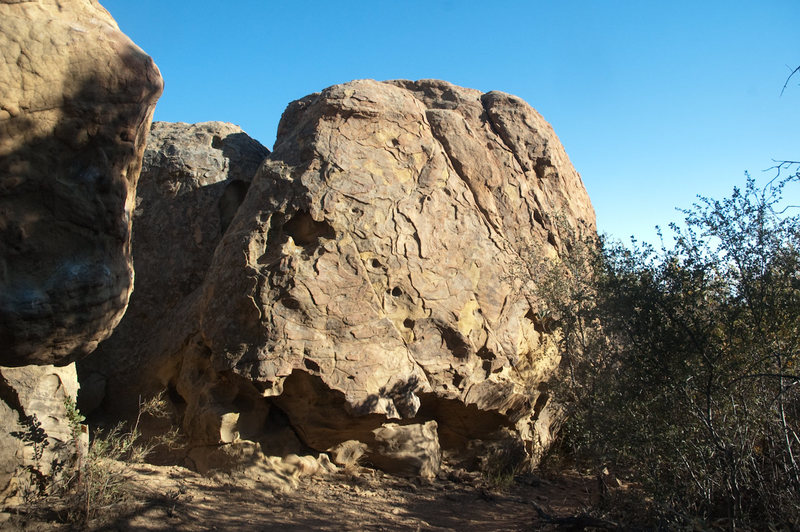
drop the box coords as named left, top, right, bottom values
left=163, top=79, right=595, bottom=472
left=77, top=122, right=269, bottom=415
left=0, top=0, right=163, bottom=367
left=0, top=0, right=162, bottom=507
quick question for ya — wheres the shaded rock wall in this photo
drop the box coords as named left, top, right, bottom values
left=0, top=364, right=83, bottom=506
left=78, top=122, right=269, bottom=415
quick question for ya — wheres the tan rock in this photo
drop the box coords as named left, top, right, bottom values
left=0, top=0, right=163, bottom=366
left=369, top=421, right=441, bottom=478
left=328, top=440, right=368, bottom=468
left=161, top=79, right=595, bottom=472
left=0, top=363, right=84, bottom=507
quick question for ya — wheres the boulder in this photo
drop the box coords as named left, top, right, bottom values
left=0, top=0, right=161, bottom=507
left=0, top=0, right=163, bottom=367
left=77, top=121, right=269, bottom=415
left=368, top=422, right=441, bottom=478
left=162, top=79, right=595, bottom=472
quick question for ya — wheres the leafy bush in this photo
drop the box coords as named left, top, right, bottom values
left=538, top=171, right=800, bottom=528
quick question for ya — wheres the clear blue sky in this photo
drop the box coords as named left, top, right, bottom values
left=102, top=0, right=800, bottom=244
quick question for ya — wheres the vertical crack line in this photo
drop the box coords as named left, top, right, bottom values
left=479, top=93, right=530, bottom=176
left=424, top=114, right=500, bottom=241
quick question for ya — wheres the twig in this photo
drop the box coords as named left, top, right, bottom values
left=530, top=500, right=621, bottom=530
left=780, top=65, right=800, bottom=96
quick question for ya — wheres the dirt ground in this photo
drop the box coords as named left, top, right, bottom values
left=1, top=461, right=607, bottom=531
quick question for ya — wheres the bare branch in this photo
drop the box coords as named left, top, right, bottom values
left=781, top=65, right=800, bottom=96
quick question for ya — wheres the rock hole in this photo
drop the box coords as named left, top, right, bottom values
left=232, top=393, right=254, bottom=413
left=416, top=392, right=512, bottom=450
left=534, top=157, right=553, bottom=180
left=533, top=209, right=544, bottom=227
left=439, top=326, right=469, bottom=358
left=280, top=295, right=302, bottom=310
left=391, top=138, right=400, bottom=147
left=283, top=210, right=335, bottom=246
left=211, top=135, right=224, bottom=149
left=547, top=232, right=558, bottom=248
left=218, top=180, right=250, bottom=234
left=403, top=318, right=415, bottom=329
left=452, top=373, right=464, bottom=387
left=476, top=347, right=495, bottom=361
left=391, top=286, right=402, bottom=297
left=532, top=392, right=549, bottom=419
left=303, top=358, right=321, bottom=373
left=371, top=258, right=382, bottom=268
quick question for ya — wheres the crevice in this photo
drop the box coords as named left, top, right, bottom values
left=479, top=93, right=530, bottom=175
left=218, top=179, right=250, bottom=234
left=425, top=110, right=500, bottom=237
left=437, top=325, right=470, bottom=358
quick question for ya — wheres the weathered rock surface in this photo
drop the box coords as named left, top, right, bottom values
left=0, top=363, right=84, bottom=507
left=368, top=421, right=441, bottom=478
left=0, top=0, right=163, bottom=367
left=162, top=79, right=595, bottom=474
left=77, top=121, right=269, bottom=415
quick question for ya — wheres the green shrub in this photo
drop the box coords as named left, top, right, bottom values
left=537, top=172, right=800, bottom=528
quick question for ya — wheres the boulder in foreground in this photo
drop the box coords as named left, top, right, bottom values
left=160, top=79, right=595, bottom=474
left=0, top=0, right=163, bottom=367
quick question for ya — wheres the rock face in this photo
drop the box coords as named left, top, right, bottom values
left=0, top=364, right=84, bottom=506
left=77, top=122, right=269, bottom=415
left=0, top=0, right=163, bottom=367
left=162, top=79, right=595, bottom=473
left=0, top=0, right=161, bottom=508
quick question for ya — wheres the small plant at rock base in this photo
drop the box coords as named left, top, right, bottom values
left=479, top=435, right=529, bottom=490
left=69, top=391, right=172, bottom=524
left=13, top=390, right=175, bottom=526
left=10, top=413, right=59, bottom=500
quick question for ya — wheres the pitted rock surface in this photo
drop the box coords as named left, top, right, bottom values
left=77, top=122, right=269, bottom=415
left=0, top=0, right=163, bottom=366
left=0, top=363, right=83, bottom=506
left=168, top=79, right=595, bottom=468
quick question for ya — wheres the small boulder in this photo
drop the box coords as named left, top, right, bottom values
left=368, top=421, right=441, bottom=479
